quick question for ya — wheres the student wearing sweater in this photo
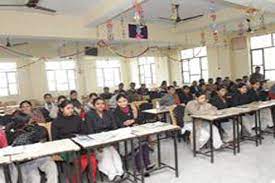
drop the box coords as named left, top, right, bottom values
left=159, top=86, right=180, bottom=106
left=86, top=97, right=124, bottom=182
left=114, top=94, right=154, bottom=175
left=178, top=85, right=194, bottom=104
left=51, top=100, right=97, bottom=181
left=184, top=92, right=223, bottom=150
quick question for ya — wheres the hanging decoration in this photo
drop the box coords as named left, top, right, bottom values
left=200, top=31, right=206, bottom=46
left=208, top=0, right=219, bottom=43
left=171, top=4, right=178, bottom=21
left=133, top=0, right=145, bottom=26
left=106, top=20, right=114, bottom=41
left=238, top=22, right=245, bottom=36
left=222, top=25, right=228, bottom=47
left=120, top=16, right=126, bottom=39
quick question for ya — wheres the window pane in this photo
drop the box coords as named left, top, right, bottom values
left=251, top=34, right=272, bottom=49
left=264, top=47, right=275, bottom=70
left=0, top=88, right=8, bottom=96
left=182, top=61, right=189, bottom=71
left=189, top=58, right=200, bottom=75
left=0, top=73, right=7, bottom=88
left=252, top=50, right=263, bottom=66
left=265, top=70, right=275, bottom=81
left=0, top=63, right=16, bottom=72
left=48, top=80, right=56, bottom=91
left=201, top=57, right=208, bottom=70
left=183, top=72, right=190, bottom=84
left=181, top=49, right=193, bottom=59
left=190, top=75, right=201, bottom=82
left=8, top=84, right=17, bottom=95
left=7, top=72, right=16, bottom=83
left=202, top=70, right=209, bottom=80
left=194, top=47, right=207, bottom=57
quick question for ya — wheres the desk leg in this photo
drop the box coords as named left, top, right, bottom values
left=86, top=150, right=95, bottom=183
left=232, top=118, right=236, bottom=155
left=210, top=121, right=214, bottom=164
left=138, top=139, right=145, bottom=183
left=15, top=163, right=23, bottom=183
left=124, top=141, right=129, bottom=171
left=3, top=165, right=11, bottom=183
left=237, top=116, right=240, bottom=153
left=157, top=134, right=161, bottom=167
left=255, top=112, right=259, bottom=147
left=130, top=140, right=137, bottom=182
left=192, top=119, right=196, bottom=157
left=258, top=110, right=262, bottom=145
left=73, top=152, right=81, bottom=183
left=173, top=132, right=179, bottom=177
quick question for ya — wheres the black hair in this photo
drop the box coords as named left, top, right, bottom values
left=103, top=87, right=109, bottom=90
left=161, top=81, right=167, bottom=86
left=89, top=93, right=98, bottom=99
left=92, top=97, right=105, bottom=106
left=57, top=95, right=67, bottom=102
left=167, top=85, right=175, bottom=90
left=43, top=93, right=52, bottom=99
left=58, top=100, right=73, bottom=115
left=19, top=100, right=32, bottom=108
left=250, top=80, right=259, bottom=85
left=70, top=90, right=77, bottom=95
left=116, top=94, right=128, bottom=102
left=195, top=92, right=206, bottom=98
left=237, top=83, right=247, bottom=89
left=183, top=85, right=190, bottom=90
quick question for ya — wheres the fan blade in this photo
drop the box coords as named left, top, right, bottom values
left=159, top=17, right=174, bottom=21
left=34, top=5, right=56, bottom=13
left=0, top=4, right=25, bottom=7
left=179, top=14, right=203, bottom=22
left=12, top=42, right=29, bottom=47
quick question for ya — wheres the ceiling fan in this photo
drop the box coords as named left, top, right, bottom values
left=159, top=4, right=203, bottom=24
left=5, top=37, right=29, bottom=47
left=0, top=0, right=56, bottom=13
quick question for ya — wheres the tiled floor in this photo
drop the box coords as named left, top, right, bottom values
left=145, top=135, right=275, bottom=183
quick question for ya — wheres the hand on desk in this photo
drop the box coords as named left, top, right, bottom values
left=123, top=119, right=135, bottom=126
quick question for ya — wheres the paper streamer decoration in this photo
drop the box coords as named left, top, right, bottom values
left=106, top=20, right=114, bottom=41
left=120, top=16, right=126, bottom=39
left=133, top=0, right=145, bottom=25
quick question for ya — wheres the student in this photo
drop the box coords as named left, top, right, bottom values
left=242, top=75, right=249, bottom=85
left=42, top=93, right=58, bottom=119
left=137, top=84, right=149, bottom=96
left=114, top=94, right=154, bottom=175
left=100, top=87, right=113, bottom=100
left=115, top=83, right=126, bottom=94
left=209, top=86, right=236, bottom=142
left=5, top=101, right=58, bottom=183
left=127, top=82, right=141, bottom=102
left=51, top=100, right=97, bottom=181
left=215, top=77, right=223, bottom=86
left=190, top=81, right=200, bottom=94
left=208, top=78, right=214, bottom=85
left=69, top=90, right=82, bottom=113
left=198, top=79, right=205, bottom=87
left=178, top=85, right=193, bottom=104
left=172, top=81, right=178, bottom=88
left=160, top=86, right=180, bottom=106
left=250, top=66, right=265, bottom=82
left=16, top=100, right=45, bottom=124
left=247, top=81, right=273, bottom=130
left=84, top=93, right=98, bottom=112
left=86, top=97, right=124, bottom=182
left=231, top=83, right=255, bottom=135
left=184, top=92, right=223, bottom=150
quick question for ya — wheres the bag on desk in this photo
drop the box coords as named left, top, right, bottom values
left=11, top=124, right=48, bottom=146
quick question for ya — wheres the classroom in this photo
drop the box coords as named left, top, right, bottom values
left=0, top=0, right=275, bottom=183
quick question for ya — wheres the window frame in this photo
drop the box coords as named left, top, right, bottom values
left=96, top=59, right=122, bottom=87
left=180, top=47, right=208, bottom=84
left=0, top=62, right=19, bottom=96
left=137, top=57, right=156, bottom=86
left=45, top=60, right=77, bottom=92
left=250, top=33, right=275, bottom=80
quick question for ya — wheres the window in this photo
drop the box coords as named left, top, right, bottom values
left=45, top=60, right=76, bottom=91
left=0, top=62, right=18, bottom=96
left=181, top=46, right=208, bottom=84
left=138, top=57, right=156, bottom=86
left=250, top=33, right=275, bottom=80
left=96, top=60, right=121, bottom=87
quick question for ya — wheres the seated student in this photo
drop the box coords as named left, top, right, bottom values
left=51, top=100, right=97, bottom=181
left=69, top=90, right=82, bottom=113
left=160, top=86, right=180, bottom=106
left=127, top=82, right=141, bottom=102
left=159, top=81, right=168, bottom=97
left=190, top=81, right=200, bottom=94
left=114, top=94, right=154, bottom=175
left=42, top=93, right=58, bottom=120
left=231, top=83, right=256, bottom=135
left=209, top=86, right=236, bottom=142
left=16, top=100, right=45, bottom=124
left=215, top=77, right=223, bottom=86
left=177, top=85, right=193, bottom=104
left=172, top=81, right=178, bottom=88
left=184, top=92, right=223, bottom=150
left=198, top=79, right=205, bottom=87
left=100, top=87, right=113, bottom=100
left=84, top=93, right=98, bottom=112
left=115, top=83, right=126, bottom=94
left=269, top=84, right=275, bottom=99
left=86, top=97, right=125, bottom=182
left=5, top=101, right=58, bottom=183
left=247, top=81, right=273, bottom=130
left=242, top=75, right=249, bottom=85
left=137, top=84, right=149, bottom=96
left=149, top=87, right=161, bottom=100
